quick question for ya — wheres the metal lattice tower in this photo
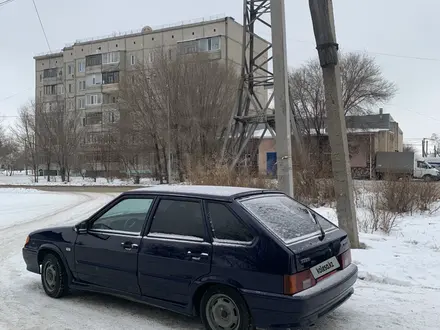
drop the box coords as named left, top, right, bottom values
left=221, top=0, right=277, bottom=169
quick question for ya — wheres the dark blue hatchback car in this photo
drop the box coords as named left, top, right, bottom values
left=22, top=185, right=357, bottom=329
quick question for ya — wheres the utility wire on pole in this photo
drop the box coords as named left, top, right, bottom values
left=309, top=0, right=360, bottom=248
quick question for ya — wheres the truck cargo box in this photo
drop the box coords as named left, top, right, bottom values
left=375, top=152, right=414, bottom=174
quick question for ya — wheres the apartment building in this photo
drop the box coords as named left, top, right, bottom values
left=34, top=16, right=269, bottom=175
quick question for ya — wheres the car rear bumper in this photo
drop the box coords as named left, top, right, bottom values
left=241, top=263, right=358, bottom=328
left=22, top=248, right=40, bottom=274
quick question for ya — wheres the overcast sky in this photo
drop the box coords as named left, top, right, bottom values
left=1, top=0, right=439, bottom=140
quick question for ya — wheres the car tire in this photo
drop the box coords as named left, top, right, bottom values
left=41, top=253, right=68, bottom=298
left=423, top=175, right=432, bottom=182
left=200, top=285, right=254, bottom=330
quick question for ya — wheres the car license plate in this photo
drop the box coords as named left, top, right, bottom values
left=310, top=256, right=340, bottom=279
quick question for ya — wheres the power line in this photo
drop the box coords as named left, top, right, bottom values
left=292, top=38, right=440, bottom=63
left=0, top=0, right=16, bottom=7
left=31, top=0, right=51, bottom=51
left=0, top=88, right=33, bottom=103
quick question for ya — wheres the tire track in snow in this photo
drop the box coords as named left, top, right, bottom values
left=0, top=192, right=115, bottom=263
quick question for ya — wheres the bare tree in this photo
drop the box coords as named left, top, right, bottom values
left=0, top=138, right=20, bottom=176
left=11, top=102, right=39, bottom=182
left=289, top=51, right=397, bottom=169
left=35, top=98, right=84, bottom=182
left=403, top=144, right=416, bottom=153
left=118, top=50, right=239, bottom=182
left=430, top=134, right=440, bottom=156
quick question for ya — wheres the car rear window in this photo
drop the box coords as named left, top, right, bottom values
left=239, top=194, right=336, bottom=242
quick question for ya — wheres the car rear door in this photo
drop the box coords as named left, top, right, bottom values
left=74, top=196, right=155, bottom=295
left=138, top=196, right=212, bottom=305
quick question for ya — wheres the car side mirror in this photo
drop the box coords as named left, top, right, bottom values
left=74, top=220, right=88, bottom=234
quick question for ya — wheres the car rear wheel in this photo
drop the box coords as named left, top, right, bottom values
left=41, top=253, right=68, bottom=298
left=200, top=285, right=254, bottom=330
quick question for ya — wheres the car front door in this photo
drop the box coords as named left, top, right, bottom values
left=74, top=196, right=155, bottom=295
left=415, top=161, right=426, bottom=178
left=138, top=197, right=212, bottom=305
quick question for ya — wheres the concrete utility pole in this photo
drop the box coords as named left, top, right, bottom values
left=271, top=0, right=294, bottom=197
left=309, top=0, right=360, bottom=247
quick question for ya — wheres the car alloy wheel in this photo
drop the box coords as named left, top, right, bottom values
left=205, top=293, right=241, bottom=330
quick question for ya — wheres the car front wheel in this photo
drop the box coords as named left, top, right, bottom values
left=41, top=253, right=68, bottom=298
left=200, top=285, right=254, bottom=330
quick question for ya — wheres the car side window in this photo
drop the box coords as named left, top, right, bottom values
left=91, top=198, right=154, bottom=233
left=148, top=199, right=205, bottom=240
left=207, top=202, right=254, bottom=242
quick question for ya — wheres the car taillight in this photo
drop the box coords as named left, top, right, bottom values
left=283, top=270, right=317, bottom=295
left=339, top=249, right=352, bottom=269
left=24, top=236, right=30, bottom=247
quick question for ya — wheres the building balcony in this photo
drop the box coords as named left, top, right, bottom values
left=86, top=65, right=102, bottom=74
left=102, top=83, right=119, bottom=93
left=86, top=83, right=103, bottom=92
left=42, top=76, right=62, bottom=85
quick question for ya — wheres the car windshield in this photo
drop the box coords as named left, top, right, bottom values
left=239, top=194, right=336, bottom=243
left=425, top=162, right=433, bottom=169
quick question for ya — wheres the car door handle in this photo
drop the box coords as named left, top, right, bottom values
left=187, top=251, right=209, bottom=261
left=121, top=242, right=138, bottom=250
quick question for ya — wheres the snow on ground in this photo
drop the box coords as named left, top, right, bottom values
left=0, top=171, right=154, bottom=186
left=0, top=188, right=439, bottom=329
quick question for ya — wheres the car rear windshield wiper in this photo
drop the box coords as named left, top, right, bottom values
left=308, top=210, right=326, bottom=241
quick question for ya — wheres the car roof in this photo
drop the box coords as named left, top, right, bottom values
left=124, top=184, right=273, bottom=201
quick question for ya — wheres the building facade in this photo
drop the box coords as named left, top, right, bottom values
left=34, top=16, right=269, bottom=176
left=258, top=111, right=404, bottom=179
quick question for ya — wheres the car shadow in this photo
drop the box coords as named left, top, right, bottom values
left=24, top=281, right=203, bottom=329
left=23, top=281, right=351, bottom=330
left=68, top=291, right=205, bottom=329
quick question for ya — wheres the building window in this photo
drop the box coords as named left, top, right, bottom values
left=86, top=74, right=102, bottom=87
left=78, top=97, right=85, bottom=109
left=168, top=49, right=172, bottom=60
left=78, top=80, right=86, bottom=91
left=148, top=52, right=154, bottom=63
left=102, top=71, right=119, bottom=84
left=77, top=59, right=85, bottom=73
left=39, top=74, right=42, bottom=82
left=57, top=84, right=65, bottom=95
left=67, top=99, right=74, bottom=110
left=178, top=36, right=221, bottom=55
left=43, top=68, right=57, bottom=78
left=109, top=112, right=115, bottom=123
left=85, top=112, right=102, bottom=125
left=44, top=85, right=56, bottom=95
left=86, top=94, right=103, bottom=106
left=67, top=64, right=74, bottom=75
left=68, top=83, right=72, bottom=93
left=130, top=55, right=135, bottom=65
left=86, top=54, right=102, bottom=67
left=209, top=36, right=221, bottom=51
left=102, top=51, right=120, bottom=64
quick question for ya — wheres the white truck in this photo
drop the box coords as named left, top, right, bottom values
left=375, top=152, right=440, bottom=181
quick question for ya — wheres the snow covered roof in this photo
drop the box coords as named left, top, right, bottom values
left=253, top=128, right=275, bottom=138
left=132, top=185, right=263, bottom=197
left=309, top=128, right=391, bottom=136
